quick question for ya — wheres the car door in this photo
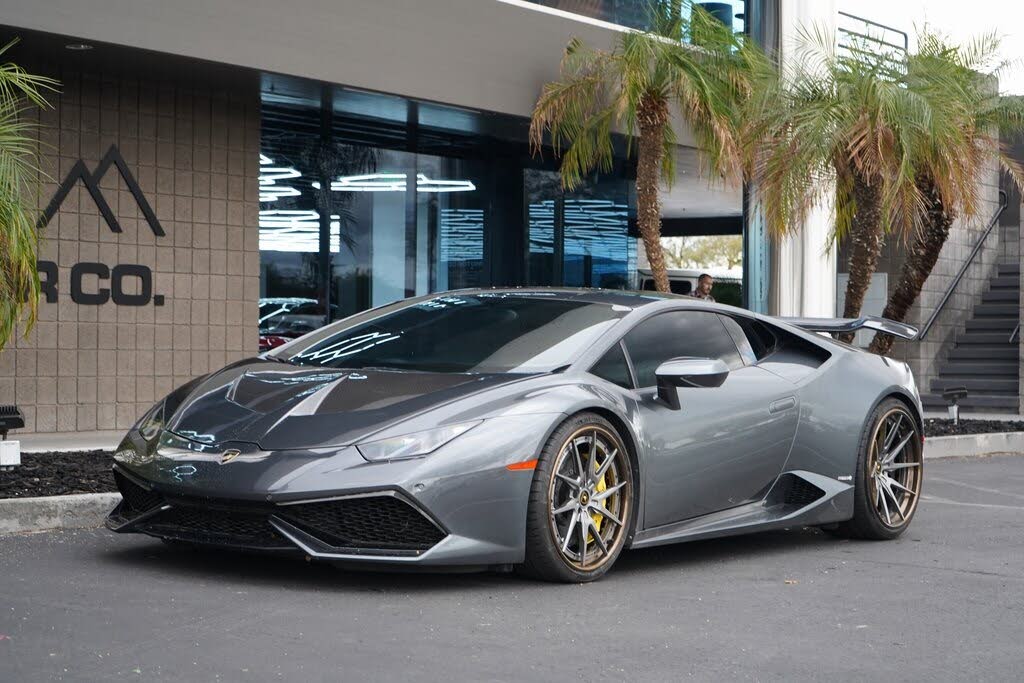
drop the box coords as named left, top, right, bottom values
left=623, top=310, right=799, bottom=529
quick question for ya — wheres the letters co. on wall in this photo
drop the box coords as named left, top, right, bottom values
left=37, top=144, right=165, bottom=308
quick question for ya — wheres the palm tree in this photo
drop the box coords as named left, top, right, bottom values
left=0, top=39, right=57, bottom=351
left=751, top=29, right=926, bottom=341
left=530, top=1, right=773, bottom=293
left=869, top=31, right=1024, bottom=355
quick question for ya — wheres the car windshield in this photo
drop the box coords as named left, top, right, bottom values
left=278, top=294, right=625, bottom=374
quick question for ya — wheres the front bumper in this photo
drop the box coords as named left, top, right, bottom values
left=105, top=414, right=560, bottom=568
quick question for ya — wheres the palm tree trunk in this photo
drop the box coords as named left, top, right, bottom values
left=838, top=170, right=885, bottom=343
left=869, top=176, right=953, bottom=356
left=637, top=95, right=670, bottom=293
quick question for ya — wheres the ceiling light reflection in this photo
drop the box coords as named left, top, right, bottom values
left=259, top=154, right=302, bottom=202
left=331, top=173, right=476, bottom=193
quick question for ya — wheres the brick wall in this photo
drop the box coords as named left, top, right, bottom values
left=0, top=65, right=260, bottom=433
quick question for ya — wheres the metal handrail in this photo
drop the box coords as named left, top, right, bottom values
left=837, top=11, right=909, bottom=52
left=919, top=190, right=1009, bottom=340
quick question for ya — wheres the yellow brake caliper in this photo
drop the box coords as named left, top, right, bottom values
left=588, top=457, right=607, bottom=541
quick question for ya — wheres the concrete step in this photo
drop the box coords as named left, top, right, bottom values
left=931, top=377, right=1019, bottom=393
left=981, top=289, right=1020, bottom=303
left=975, top=303, right=1019, bottom=318
left=989, top=276, right=1020, bottom=289
left=923, top=393, right=1019, bottom=411
left=936, top=360, right=1019, bottom=376
left=998, top=262, right=1020, bottom=277
left=956, top=332, right=1019, bottom=345
left=947, top=346, right=1019, bottom=360
left=966, top=318, right=1018, bottom=332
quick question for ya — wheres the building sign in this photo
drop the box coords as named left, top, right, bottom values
left=37, top=145, right=165, bottom=306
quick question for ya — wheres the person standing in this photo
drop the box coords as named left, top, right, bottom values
left=692, top=273, right=715, bottom=302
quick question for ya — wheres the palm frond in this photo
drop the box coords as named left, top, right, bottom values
left=0, top=40, right=55, bottom=350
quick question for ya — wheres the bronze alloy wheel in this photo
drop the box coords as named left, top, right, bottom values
left=867, top=406, right=923, bottom=528
left=546, top=425, right=631, bottom=572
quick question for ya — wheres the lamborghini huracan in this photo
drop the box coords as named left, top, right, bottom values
left=107, top=290, right=923, bottom=582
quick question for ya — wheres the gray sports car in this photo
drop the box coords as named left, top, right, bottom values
left=107, top=289, right=924, bottom=582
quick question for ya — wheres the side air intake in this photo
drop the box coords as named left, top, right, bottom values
left=768, top=473, right=826, bottom=508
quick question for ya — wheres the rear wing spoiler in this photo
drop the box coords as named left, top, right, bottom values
left=781, top=316, right=919, bottom=341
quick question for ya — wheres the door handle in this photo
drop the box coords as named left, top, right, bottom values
left=769, top=396, right=797, bottom=414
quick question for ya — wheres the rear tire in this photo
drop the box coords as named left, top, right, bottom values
left=833, top=398, right=923, bottom=540
left=518, top=413, right=634, bottom=582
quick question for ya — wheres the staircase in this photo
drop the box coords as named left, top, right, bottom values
left=922, top=262, right=1020, bottom=413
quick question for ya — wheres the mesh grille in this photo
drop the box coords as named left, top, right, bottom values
left=279, top=496, right=445, bottom=551
left=782, top=477, right=826, bottom=507
left=113, top=470, right=163, bottom=514
left=142, top=506, right=289, bottom=548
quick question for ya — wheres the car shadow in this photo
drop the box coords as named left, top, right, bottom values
left=613, top=526, right=849, bottom=577
left=98, top=525, right=857, bottom=592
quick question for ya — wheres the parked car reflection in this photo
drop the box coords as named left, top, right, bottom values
left=258, top=297, right=337, bottom=352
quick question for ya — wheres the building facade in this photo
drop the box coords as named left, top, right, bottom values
left=0, top=1, right=756, bottom=433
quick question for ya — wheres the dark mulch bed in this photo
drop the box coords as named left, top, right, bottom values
left=924, top=418, right=1024, bottom=438
left=0, top=450, right=116, bottom=499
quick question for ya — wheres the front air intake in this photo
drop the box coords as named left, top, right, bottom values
left=277, top=495, right=446, bottom=551
left=113, top=469, right=163, bottom=515
left=141, top=504, right=292, bottom=549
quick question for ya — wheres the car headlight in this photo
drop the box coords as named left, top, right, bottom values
left=356, top=421, right=482, bottom=462
left=134, top=400, right=166, bottom=440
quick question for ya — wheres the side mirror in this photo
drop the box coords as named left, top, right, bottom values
left=655, top=357, right=730, bottom=410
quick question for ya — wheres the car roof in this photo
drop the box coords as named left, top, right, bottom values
left=444, top=287, right=690, bottom=309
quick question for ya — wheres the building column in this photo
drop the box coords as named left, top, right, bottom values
left=768, top=0, right=837, bottom=317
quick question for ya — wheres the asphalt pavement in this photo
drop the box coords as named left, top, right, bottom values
left=2, top=455, right=1023, bottom=682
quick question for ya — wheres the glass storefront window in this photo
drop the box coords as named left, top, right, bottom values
left=417, top=155, right=488, bottom=293
left=526, top=169, right=635, bottom=288
left=259, top=74, right=638, bottom=342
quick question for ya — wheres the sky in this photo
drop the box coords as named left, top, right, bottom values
left=837, top=0, right=1024, bottom=94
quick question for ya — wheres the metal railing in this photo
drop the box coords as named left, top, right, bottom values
left=837, top=11, right=909, bottom=54
left=836, top=11, right=908, bottom=76
left=919, top=190, right=1009, bottom=340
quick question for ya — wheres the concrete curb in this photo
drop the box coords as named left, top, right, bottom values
left=924, top=432, right=1024, bottom=459
left=0, top=492, right=121, bottom=536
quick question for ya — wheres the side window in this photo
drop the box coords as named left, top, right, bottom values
left=732, top=317, right=778, bottom=360
left=623, top=311, right=743, bottom=387
left=589, top=343, right=634, bottom=389
left=719, top=316, right=757, bottom=366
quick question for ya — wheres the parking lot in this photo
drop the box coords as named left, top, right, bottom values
left=2, top=455, right=1023, bottom=682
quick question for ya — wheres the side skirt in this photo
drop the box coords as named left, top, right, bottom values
left=629, top=470, right=853, bottom=550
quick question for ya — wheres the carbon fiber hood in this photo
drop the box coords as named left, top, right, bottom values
left=163, top=358, right=526, bottom=450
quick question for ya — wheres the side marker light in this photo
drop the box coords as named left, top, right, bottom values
left=506, top=459, right=538, bottom=471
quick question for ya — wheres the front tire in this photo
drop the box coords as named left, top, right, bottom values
left=834, top=398, right=923, bottom=539
left=519, top=413, right=634, bottom=582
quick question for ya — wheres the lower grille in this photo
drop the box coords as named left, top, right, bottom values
left=110, top=470, right=446, bottom=554
left=113, top=469, right=163, bottom=515
left=141, top=505, right=290, bottom=549
left=278, top=495, right=446, bottom=551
